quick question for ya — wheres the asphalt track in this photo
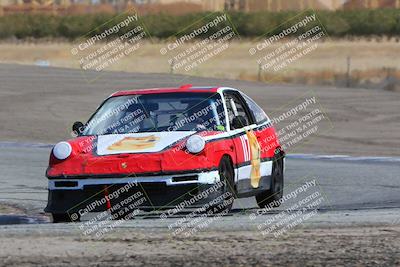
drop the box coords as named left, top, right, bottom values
left=1, top=64, right=400, bottom=156
left=0, top=63, right=399, bottom=227
left=0, top=65, right=399, bottom=266
left=1, top=143, right=399, bottom=226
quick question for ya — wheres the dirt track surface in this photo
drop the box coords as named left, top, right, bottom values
left=0, top=225, right=399, bottom=267
left=0, top=64, right=399, bottom=156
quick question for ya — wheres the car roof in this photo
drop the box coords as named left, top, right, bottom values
left=110, top=85, right=236, bottom=97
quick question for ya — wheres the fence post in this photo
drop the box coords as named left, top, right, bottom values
left=346, top=56, right=351, bottom=88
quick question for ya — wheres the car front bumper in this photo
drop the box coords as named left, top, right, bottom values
left=45, top=170, right=224, bottom=214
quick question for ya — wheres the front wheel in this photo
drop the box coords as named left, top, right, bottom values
left=255, top=157, right=284, bottom=209
left=207, top=156, right=235, bottom=214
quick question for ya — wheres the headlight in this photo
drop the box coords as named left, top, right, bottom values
left=53, top=141, right=72, bottom=160
left=186, top=135, right=205, bottom=154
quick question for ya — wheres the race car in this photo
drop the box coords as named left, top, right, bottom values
left=45, top=85, right=284, bottom=222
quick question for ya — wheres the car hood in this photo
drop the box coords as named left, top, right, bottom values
left=96, top=131, right=195, bottom=155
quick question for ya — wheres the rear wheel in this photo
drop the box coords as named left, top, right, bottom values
left=207, top=156, right=235, bottom=214
left=255, top=156, right=284, bottom=209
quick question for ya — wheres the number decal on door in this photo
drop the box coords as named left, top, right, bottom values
left=240, top=130, right=261, bottom=188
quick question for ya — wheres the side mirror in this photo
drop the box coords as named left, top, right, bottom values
left=231, top=116, right=247, bottom=130
left=72, top=121, right=84, bottom=136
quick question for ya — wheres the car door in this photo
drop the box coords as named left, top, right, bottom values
left=223, top=90, right=263, bottom=192
left=240, top=92, right=275, bottom=186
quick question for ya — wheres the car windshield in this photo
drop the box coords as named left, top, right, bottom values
left=82, top=92, right=226, bottom=135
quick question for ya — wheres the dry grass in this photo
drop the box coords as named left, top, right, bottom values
left=1, top=40, right=399, bottom=86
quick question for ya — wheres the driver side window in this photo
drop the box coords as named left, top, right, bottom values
left=224, top=92, right=250, bottom=130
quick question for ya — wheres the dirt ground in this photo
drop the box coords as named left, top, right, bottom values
left=0, top=204, right=24, bottom=215
left=0, top=40, right=399, bottom=84
left=0, top=225, right=399, bottom=267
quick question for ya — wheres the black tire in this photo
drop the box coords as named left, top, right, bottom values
left=207, top=156, right=235, bottom=214
left=255, top=156, right=284, bottom=209
left=52, top=213, right=80, bottom=223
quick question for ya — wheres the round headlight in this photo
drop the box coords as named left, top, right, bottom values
left=186, top=135, right=205, bottom=154
left=53, top=141, right=72, bottom=160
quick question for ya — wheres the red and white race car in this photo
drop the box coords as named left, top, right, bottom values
left=45, top=85, right=284, bottom=222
